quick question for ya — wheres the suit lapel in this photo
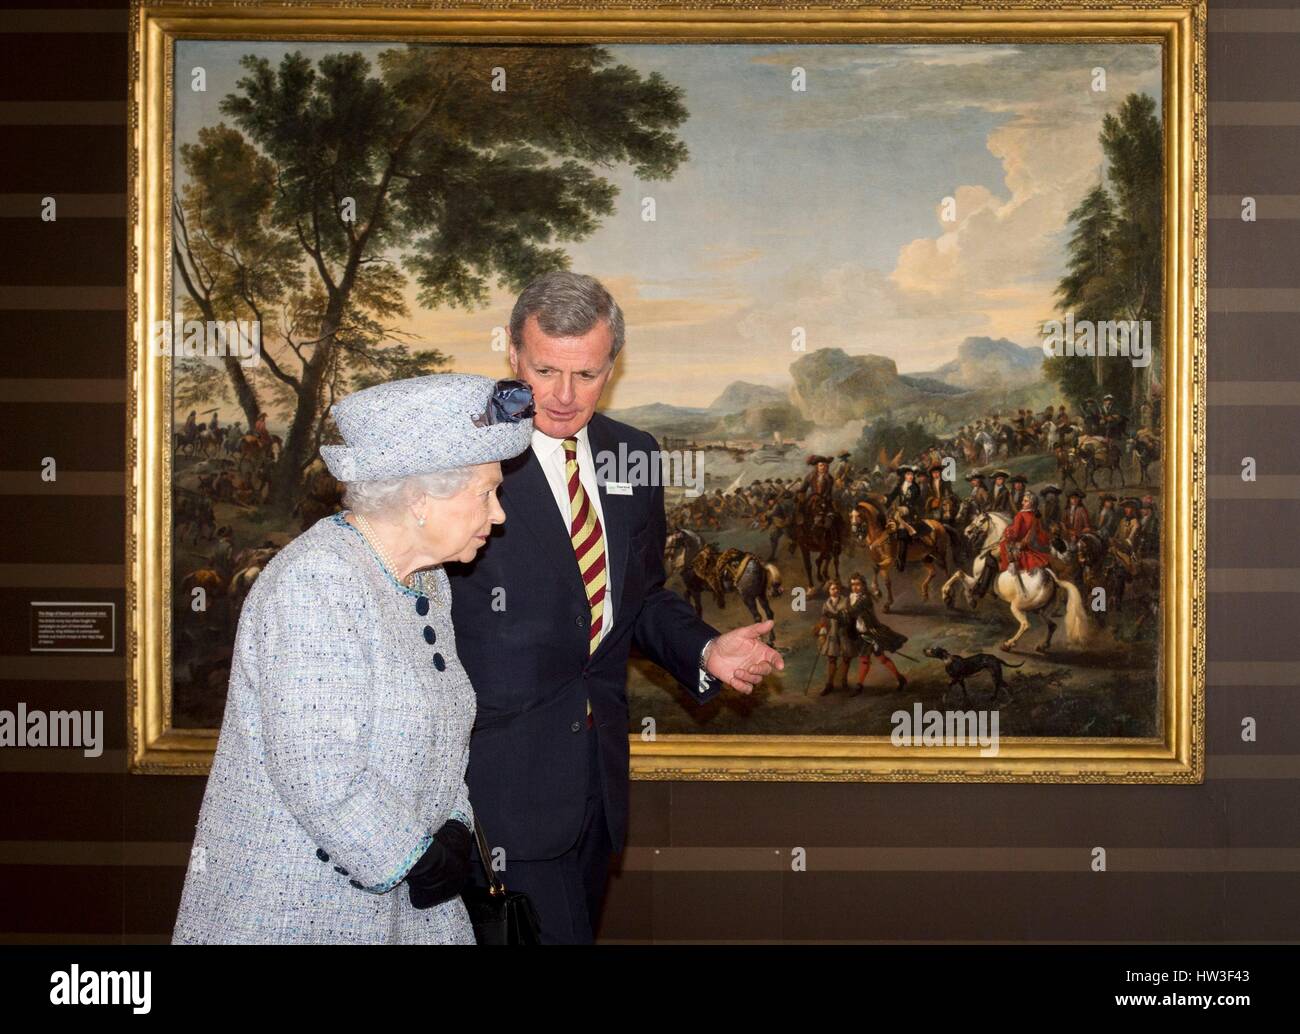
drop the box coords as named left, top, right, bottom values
left=499, top=417, right=631, bottom=655
left=499, top=445, right=589, bottom=606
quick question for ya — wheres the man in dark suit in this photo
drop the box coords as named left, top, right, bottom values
left=446, top=272, right=783, bottom=943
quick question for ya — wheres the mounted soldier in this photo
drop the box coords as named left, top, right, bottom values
left=999, top=491, right=1053, bottom=586
left=1136, top=496, right=1160, bottom=559
left=1063, top=488, right=1092, bottom=544
left=1099, top=393, right=1127, bottom=442
left=1113, top=497, right=1142, bottom=557
left=988, top=469, right=1013, bottom=515
left=1094, top=492, right=1120, bottom=541
left=883, top=465, right=923, bottom=572
left=965, top=472, right=990, bottom=513
left=1008, top=473, right=1029, bottom=510
left=1040, top=484, right=1062, bottom=536
left=832, top=451, right=856, bottom=486
left=1082, top=397, right=1102, bottom=436
left=924, top=462, right=953, bottom=518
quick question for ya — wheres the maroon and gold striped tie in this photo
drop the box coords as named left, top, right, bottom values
left=564, top=437, right=607, bottom=656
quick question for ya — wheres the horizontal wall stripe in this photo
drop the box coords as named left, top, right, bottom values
left=0, top=471, right=122, bottom=495
left=1210, top=194, right=1300, bottom=218
left=1210, top=287, right=1300, bottom=311
left=0, top=286, right=122, bottom=309
left=0, top=750, right=125, bottom=774
left=0, top=8, right=1284, bottom=39
left=1210, top=382, right=1300, bottom=405
left=0, top=11, right=127, bottom=34
left=0, top=563, right=123, bottom=587
left=0, top=101, right=124, bottom=126
left=0, top=656, right=122, bottom=681
left=0, top=841, right=190, bottom=866
left=2, top=751, right=1296, bottom=778
left=5, top=842, right=1300, bottom=874
left=0, top=8, right=1288, bottom=38
left=600, top=938, right=1300, bottom=945
left=0, top=9, right=1284, bottom=38
left=1210, top=10, right=1300, bottom=34
left=0, top=379, right=124, bottom=404
left=1209, top=568, right=1300, bottom=591
left=1208, top=755, right=1300, bottom=778
left=1208, top=661, right=1300, bottom=686
left=0, top=194, right=125, bottom=218
left=1210, top=101, right=1300, bottom=125
left=1209, top=474, right=1300, bottom=498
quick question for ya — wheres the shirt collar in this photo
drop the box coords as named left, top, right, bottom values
left=532, top=422, right=590, bottom=460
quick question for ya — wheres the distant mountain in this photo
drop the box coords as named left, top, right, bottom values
left=708, top=381, right=788, bottom=414
left=601, top=401, right=720, bottom=436
left=605, top=337, right=1052, bottom=438
left=790, top=349, right=935, bottom=425
left=917, top=336, right=1043, bottom=389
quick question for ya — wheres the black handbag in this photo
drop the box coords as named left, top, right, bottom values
left=461, top=819, right=542, bottom=945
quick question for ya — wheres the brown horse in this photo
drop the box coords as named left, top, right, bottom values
left=850, top=499, right=951, bottom=613
left=791, top=509, right=843, bottom=590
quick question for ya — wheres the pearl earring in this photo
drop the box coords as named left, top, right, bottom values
left=416, top=515, right=426, bottom=527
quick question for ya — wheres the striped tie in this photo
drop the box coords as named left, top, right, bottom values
left=564, top=437, right=607, bottom=656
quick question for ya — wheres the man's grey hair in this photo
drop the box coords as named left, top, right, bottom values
left=509, top=271, right=625, bottom=360
left=343, top=467, right=473, bottom=519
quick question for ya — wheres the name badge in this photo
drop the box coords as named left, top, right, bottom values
left=605, top=481, right=633, bottom=495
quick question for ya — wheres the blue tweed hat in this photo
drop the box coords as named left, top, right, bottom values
left=319, top=374, right=534, bottom=482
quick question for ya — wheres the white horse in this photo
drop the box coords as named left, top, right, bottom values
left=941, top=511, right=1090, bottom=652
left=974, top=430, right=995, bottom=467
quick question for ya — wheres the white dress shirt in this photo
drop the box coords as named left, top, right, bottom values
left=531, top=425, right=614, bottom=647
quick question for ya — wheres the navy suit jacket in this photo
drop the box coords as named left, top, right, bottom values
left=446, top=411, right=722, bottom=860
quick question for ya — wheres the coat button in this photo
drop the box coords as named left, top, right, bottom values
left=349, top=879, right=363, bottom=889
left=423, top=625, right=436, bottom=644
left=575, top=615, right=585, bottom=627
left=416, top=597, right=429, bottom=617
left=334, top=865, right=349, bottom=875
left=570, top=721, right=581, bottom=733
left=316, top=848, right=329, bottom=863
left=433, top=652, right=446, bottom=672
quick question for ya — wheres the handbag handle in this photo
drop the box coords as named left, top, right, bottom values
left=471, top=817, right=508, bottom=897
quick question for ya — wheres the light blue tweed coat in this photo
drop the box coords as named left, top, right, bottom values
left=173, top=512, right=476, bottom=944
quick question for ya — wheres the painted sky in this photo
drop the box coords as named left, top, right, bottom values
left=175, top=40, right=1162, bottom=412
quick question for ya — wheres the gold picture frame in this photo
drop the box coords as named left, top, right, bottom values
left=127, top=0, right=1206, bottom=782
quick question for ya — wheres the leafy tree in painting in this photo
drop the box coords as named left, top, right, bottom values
left=174, top=45, right=690, bottom=504
left=1045, top=92, right=1162, bottom=419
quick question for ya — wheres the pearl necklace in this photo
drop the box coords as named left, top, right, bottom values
left=353, top=512, right=442, bottom=606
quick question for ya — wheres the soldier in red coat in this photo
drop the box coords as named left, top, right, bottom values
left=999, top=491, right=1052, bottom=572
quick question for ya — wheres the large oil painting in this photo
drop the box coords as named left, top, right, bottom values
left=128, top=2, right=1205, bottom=779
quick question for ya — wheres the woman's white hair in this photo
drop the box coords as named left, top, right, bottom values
left=343, top=467, right=474, bottom=519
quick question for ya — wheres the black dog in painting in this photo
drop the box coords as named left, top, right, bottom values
left=923, top=646, right=1023, bottom=706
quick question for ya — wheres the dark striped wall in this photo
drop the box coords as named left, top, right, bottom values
left=1, top=1, right=1296, bottom=944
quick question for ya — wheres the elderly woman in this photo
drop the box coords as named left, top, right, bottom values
left=173, top=373, right=533, bottom=944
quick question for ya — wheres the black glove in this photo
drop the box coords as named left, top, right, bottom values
left=405, top=819, right=473, bottom=910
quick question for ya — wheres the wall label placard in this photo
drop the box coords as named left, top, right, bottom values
left=30, top=602, right=116, bottom=654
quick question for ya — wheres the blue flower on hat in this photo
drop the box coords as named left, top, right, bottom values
left=474, top=379, right=534, bottom=427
